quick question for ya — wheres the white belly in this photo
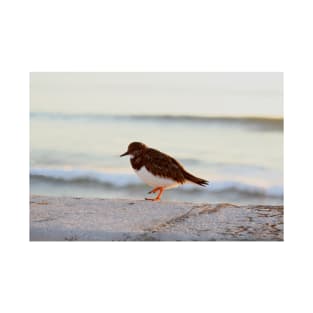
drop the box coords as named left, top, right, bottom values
left=135, top=166, right=181, bottom=189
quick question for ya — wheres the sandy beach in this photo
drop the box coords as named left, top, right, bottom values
left=30, top=195, right=283, bottom=241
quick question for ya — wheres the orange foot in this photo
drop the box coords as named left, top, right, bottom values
left=145, top=187, right=164, bottom=201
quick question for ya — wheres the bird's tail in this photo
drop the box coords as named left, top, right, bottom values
left=183, top=171, right=209, bottom=187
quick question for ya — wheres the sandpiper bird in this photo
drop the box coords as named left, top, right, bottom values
left=120, top=142, right=209, bottom=201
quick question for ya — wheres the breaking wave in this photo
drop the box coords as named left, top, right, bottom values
left=30, top=168, right=283, bottom=198
left=30, top=112, right=283, bottom=130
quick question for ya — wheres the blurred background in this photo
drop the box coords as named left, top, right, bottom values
left=30, top=72, right=283, bottom=204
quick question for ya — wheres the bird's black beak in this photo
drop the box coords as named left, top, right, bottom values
left=120, top=151, right=129, bottom=157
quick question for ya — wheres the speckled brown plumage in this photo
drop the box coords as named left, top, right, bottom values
left=124, top=142, right=208, bottom=186
left=131, top=148, right=186, bottom=184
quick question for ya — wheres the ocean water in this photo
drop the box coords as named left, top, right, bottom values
left=30, top=73, right=283, bottom=205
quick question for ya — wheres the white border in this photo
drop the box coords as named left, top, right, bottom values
left=2, top=1, right=313, bottom=312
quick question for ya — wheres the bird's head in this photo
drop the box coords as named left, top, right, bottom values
left=120, top=142, right=147, bottom=158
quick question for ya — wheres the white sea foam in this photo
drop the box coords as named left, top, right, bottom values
left=30, top=167, right=283, bottom=198
left=30, top=168, right=140, bottom=187
left=207, top=181, right=283, bottom=197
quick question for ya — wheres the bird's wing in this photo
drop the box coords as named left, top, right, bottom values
left=143, top=148, right=186, bottom=184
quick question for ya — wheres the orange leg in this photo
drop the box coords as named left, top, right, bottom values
left=145, top=187, right=164, bottom=201
left=148, top=187, right=160, bottom=194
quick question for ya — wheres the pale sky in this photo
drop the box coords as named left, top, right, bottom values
left=30, top=72, right=283, bottom=117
